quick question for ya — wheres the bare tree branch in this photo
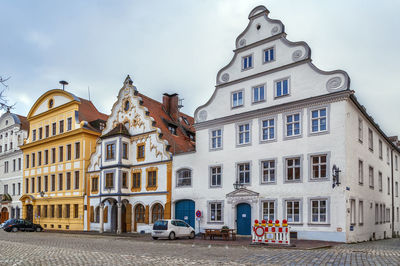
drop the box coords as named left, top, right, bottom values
left=0, top=76, right=15, bottom=112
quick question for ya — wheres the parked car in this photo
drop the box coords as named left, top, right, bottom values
left=3, top=219, right=43, bottom=232
left=152, top=219, right=195, bottom=240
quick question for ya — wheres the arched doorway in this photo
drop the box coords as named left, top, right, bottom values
left=134, top=204, right=145, bottom=232
left=26, top=205, right=33, bottom=222
left=175, top=200, right=195, bottom=228
left=0, top=207, right=9, bottom=223
left=236, top=203, right=251, bottom=235
left=111, top=204, right=118, bottom=233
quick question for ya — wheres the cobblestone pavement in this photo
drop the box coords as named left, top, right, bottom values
left=0, top=231, right=399, bottom=265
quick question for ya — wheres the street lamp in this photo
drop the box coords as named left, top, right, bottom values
left=332, top=164, right=341, bottom=188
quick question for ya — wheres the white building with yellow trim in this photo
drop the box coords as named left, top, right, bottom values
left=20, top=89, right=107, bottom=231
left=86, top=76, right=194, bottom=233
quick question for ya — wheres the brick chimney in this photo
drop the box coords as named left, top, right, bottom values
left=162, top=93, right=179, bottom=121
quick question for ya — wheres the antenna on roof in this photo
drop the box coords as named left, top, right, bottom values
left=178, top=98, right=184, bottom=110
left=59, top=80, right=68, bottom=91
left=88, top=86, right=91, bottom=101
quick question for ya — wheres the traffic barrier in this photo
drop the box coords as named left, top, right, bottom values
left=251, top=219, right=290, bottom=245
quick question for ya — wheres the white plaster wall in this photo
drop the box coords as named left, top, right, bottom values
left=198, top=63, right=347, bottom=122
left=173, top=100, right=348, bottom=241
left=344, top=101, right=398, bottom=242
left=33, top=95, right=71, bottom=117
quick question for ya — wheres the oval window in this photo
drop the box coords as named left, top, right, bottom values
left=48, top=99, right=54, bottom=108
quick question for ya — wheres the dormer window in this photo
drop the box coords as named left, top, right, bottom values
left=264, top=47, right=275, bottom=63
left=168, top=125, right=177, bottom=135
left=182, top=117, right=189, bottom=125
left=99, top=122, right=105, bottom=131
left=242, top=54, right=253, bottom=70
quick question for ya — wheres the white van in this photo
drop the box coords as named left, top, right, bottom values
left=152, top=219, right=195, bottom=240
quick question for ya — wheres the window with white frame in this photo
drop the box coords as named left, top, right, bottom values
left=262, top=201, right=275, bottom=221
left=387, top=177, right=390, bottom=195
left=369, top=166, right=374, bottom=188
left=177, top=169, right=192, bottom=187
left=242, top=54, right=253, bottom=70
left=286, top=157, right=301, bottom=181
left=359, top=201, right=364, bottom=225
left=396, top=182, right=398, bottom=197
left=264, top=47, right=274, bottom=63
left=275, top=79, right=289, bottom=97
left=379, top=140, right=383, bottom=159
left=311, top=199, right=327, bottom=223
left=378, top=172, right=382, bottom=191
left=252, top=85, right=265, bottom=103
left=232, top=91, right=243, bottom=108
left=286, top=113, right=300, bottom=137
left=261, top=118, right=275, bottom=141
left=358, top=160, right=364, bottom=184
left=261, top=160, right=275, bottom=183
left=209, top=202, right=222, bottom=222
left=311, top=108, right=327, bottom=133
left=310, top=154, right=327, bottom=180
left=386, top=208, right=390, bottom=223
left=358, top=118, right=363, bottom=142
left=286, top=200, right=300, bottom=223
left=210, top=129, right=222, bottom=149
left=368, top=128, right=373, bottom=151
left=237, top=123, right=250, bottom=145
left=210, top=166, right=221, bottom=187
left=350, top=199, right=356, bottom=225
left=237, top=163, right=250, bottom=184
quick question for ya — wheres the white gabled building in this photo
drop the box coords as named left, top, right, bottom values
left=0, top=111, right=28, bottom=222
left=172, top=6, right=400, bottom=242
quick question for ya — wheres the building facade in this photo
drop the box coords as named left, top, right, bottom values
left=0, top=112, right=28, bottom=222
left=172, top=6, right=400, bottom=242
left=20, top=89, right=107, bottom=230
left=86, top=76, right=194, bottom=233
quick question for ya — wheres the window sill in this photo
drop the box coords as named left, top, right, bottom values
left=207, top=221, right=224, bottom=224
left=231, top=105, right=244, bottom=109
left=251, top=99, right=266, bottom=105
left=146, top=186, right=158, bottom=191
left=283, top=134, right=302, bottom=141
left=307, top=223, right=330, bottom=226
left=209, top=186, right=222, bottom=189
left=176, top=185, right=192, bottom=188
left=260, top=138, right=276, bottom=144
left=369, top=186, right=374, bottom=189
left=236, top=142, right=252, bottom=148
left=309, top=178, right=329, bottom=182
left=274, top=94, right=290, bottom=99
left=209, top=147, right=223, bottom=152
left=309, top=130, right=329, bottom=137
left=284, top=179, right=302, bottom=183
left=287, top=222, right=303, bottom=226
left=137, top=158, right=145, bottom=162
left=131, top=188, right=141, bottom=192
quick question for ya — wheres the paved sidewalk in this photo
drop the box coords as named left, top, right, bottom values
left=44, top=230, right=339, bottom=249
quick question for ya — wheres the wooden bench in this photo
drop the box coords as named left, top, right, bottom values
left=203, top=229, right=236, bottom=240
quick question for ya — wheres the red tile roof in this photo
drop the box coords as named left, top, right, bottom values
left=77, top=97, right=108, bottom=132
left=138, top=93, right=195, bottom=154
left=16, top=114, right=29, bottom=131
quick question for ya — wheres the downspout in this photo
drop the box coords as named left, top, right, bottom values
left=391, top=149, right=395, bottom=237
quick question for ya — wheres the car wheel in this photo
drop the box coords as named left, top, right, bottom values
left=189, top=231, right=195, bottom=239
left=152, top=237, right=158, bottom=240
left=168, top=231, right=176, bottom=240
left=11, top=227, right=18, bottom=232
left=36, top=227, right=42, bottom=232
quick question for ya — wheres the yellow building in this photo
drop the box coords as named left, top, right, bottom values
left=20, top=89, right=107, bottom=230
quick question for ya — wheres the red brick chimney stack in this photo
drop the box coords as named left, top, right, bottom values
left=162, top=93, right=179, bottom=121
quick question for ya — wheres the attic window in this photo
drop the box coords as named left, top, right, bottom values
left=168, top=125, right=177, bottom=135
left=48, top=99, right=54, bottom=108
left=99, top=123, right=105, bottom=131
left=124, top=100, right=130, bottom=111
left=182, top=117, right=189, bottom=125
left=256, top=24, right=261, bottom=30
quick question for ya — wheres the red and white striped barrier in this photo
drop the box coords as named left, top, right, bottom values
left=252, top=219, right=290, bottom=245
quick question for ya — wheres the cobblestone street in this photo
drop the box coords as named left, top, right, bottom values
left=0, top=231, right=399, bottom=265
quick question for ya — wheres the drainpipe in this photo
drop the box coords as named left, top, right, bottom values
left=391, top=149, right=395, bottom=237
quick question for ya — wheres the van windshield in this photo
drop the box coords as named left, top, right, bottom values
left=153, top=220, right=168, bottom=230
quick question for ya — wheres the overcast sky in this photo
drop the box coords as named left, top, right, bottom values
left=1, top=0, right=399, bottom=136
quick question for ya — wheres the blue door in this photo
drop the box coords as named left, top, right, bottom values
left=236, top=203, right=251, bottom=235
left=175, top=200, right=195, bottom=228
